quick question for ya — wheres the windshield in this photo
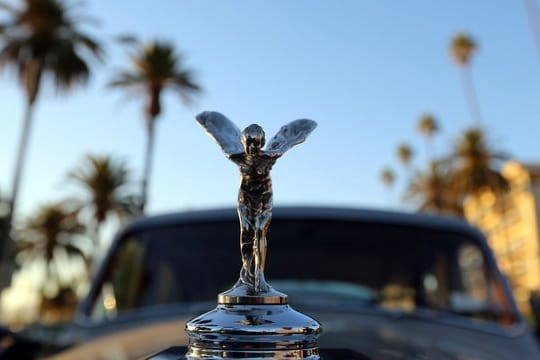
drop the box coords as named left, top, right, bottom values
left=90, top=218, right=516, bottom=325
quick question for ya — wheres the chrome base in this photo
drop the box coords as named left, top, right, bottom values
left=218, top=282, right=288, bottom=305
left=185, top=304, right=322, bottom=360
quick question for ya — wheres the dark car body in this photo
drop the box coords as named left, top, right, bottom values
left=44, top=207, right=540, bottom=359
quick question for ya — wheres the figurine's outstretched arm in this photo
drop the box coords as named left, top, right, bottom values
left=196, top=111, right=244, bottom=156
left=265, top=119, right=317, bottom=155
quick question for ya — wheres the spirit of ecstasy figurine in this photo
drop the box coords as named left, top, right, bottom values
left=172, top=111, right=321, bottom=360
left=196, top=111, right=317, bottom=294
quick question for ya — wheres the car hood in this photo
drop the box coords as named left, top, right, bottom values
left=48, top=308, right=540, bottom=360
left=313, top=309, right=539, bottom=360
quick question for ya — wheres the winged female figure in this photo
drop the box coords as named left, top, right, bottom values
left=196, top=111, right=317, bottom=293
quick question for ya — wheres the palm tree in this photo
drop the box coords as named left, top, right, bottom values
left=380, top=168, right=396, bottom=188
left=109, top=39, right=201, bottom=212
left=15, top=203, right=87, bottom=299
left=449, top=128, right=508, bottom=197
left=68, top=155, right=139, bottom=245
left=450, top=33, right=483, bottom=126
left=405, top=161, right=463, bottom=217
left=396, top=143, right=414, bottom=169
left=417, top=113, right=439, bottom=159
left=380, top=167, right=397, bottom=206
left=0, top=0, right=102, bottom=285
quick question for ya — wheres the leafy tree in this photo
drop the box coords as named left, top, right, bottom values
left=417, top=113, right=439, bottom=159
left=396, top=143, right=414, bottom=168
left=405, top=161, right=463, bottom=217
left=0, top=0, right=102, bottom=286
left=380, top=168, right=396, bottom=188
left=388, top=128, right=508, bottom=217
left=450, top=32, right=483, bottom=125
left=109, top=39, right=201, bottom=212
left=386, top=119, right=508, bottom=218
left=68, top=155, right=139, bottom=245
left=449, top=128, right=508, bottom=197
left=15, top=203, right=87, bottom=300
left=417, top=113, right=439, bottom=137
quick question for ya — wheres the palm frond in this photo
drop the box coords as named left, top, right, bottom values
left=380, top=168, right=396, bottom=188
left=396, top=143, right=413, bottom=167
left=69, top=154, right=139, bottom=225
left=110, top=39, right=201, bottom=108
left=0, top=0, right=102, bottom=100
left=72, top=31, right=104, bottom=59
left=417, top=113, right=439, bottom=137
left=108, top=71, right=145, bottom=88
left=115, top=34, right=139, bottom=46
left=16, top=201, right=87, bottom=269
left=450, top=32, right=477, bottom=66
left=449, top=127, right=509, bottom=196
left=64, top=243, right=86, bottom=259
left=404, top=161, right=464, bottom=217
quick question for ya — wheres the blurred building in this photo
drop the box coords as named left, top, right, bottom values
left=464, top=160, right=540, bottom=314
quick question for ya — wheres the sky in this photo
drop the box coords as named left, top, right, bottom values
left=1, top=0, right=540, bottom=230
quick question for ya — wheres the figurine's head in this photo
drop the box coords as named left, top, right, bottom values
left=241, top=124, right=265, bottom=154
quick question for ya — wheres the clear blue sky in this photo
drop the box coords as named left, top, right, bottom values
left=1, top=0, right=540, bottom=222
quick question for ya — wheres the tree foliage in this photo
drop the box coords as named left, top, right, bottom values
left=396, top=143, right=413, bottom=167
left=450, top=32, right=476, bottom=67
left=0, top=0, right=103, bottom=104
left=69, top=155, right=139, bottom=227
left=387, top=123, right=508, bottom=217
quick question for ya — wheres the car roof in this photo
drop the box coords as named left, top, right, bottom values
left=119, top=206, right=484, bottom=241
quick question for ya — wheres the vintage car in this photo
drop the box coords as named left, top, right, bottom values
left=31, top=206, right=540, bottom=359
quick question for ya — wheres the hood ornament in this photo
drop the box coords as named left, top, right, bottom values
left=185, top=111, right=321, bottom=359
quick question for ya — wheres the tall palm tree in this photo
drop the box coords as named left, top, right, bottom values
left=380, top=168, right=396, bottom=188
left=417, top=113, right=439, bottom=159
left=0, top=0, right=102, bottom=285
left=15, top=203, right=87, bottom=298
left=405, top=161, right=463, bottom=217
left=109, top=39, right=201, bottom=212
left=450, top=33, right=483, bottom=126
left=396, top=143, right=414, bottom=169
left=449, top=128, right=508, bottom=197
left=68, top=155, right=139, bottom=245
left=380, top=167, right=397, bottom=206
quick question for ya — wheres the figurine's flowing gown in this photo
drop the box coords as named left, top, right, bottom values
left=230, top=153, right=278, bottom=292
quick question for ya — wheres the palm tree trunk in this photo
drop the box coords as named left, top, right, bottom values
left=0, top=100, right=36, bottom=290
left=140, top=119, right=156, bottom=213
left=93, top=220, right=101, bottom=248
left=9, top=101, right=35, bottom=220
left=523, top=0, right=540, bottom=64
left=425, top=137, right=436, bottom=162
left=461, top=68, right=483, bottom=127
